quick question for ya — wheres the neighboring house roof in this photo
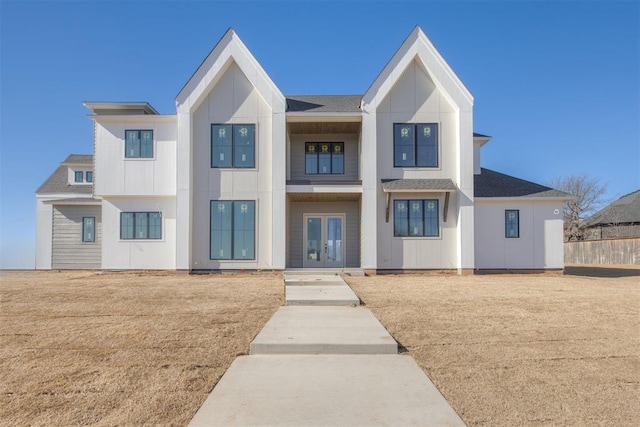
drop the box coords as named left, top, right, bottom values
left=584, top=190, right=640, bottom=226
left=474, top=168, right=569, bottom=198
left=62, top=154, right=93, bottom=165
left=381, top=179, right=457, bottom=192
left=36, top=154, right=93, bottom=195
left=286, top=95, right=362, bottom=113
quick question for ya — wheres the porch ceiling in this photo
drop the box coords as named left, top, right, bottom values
left=288, top=122, right=361, bottom=134
left=288, top=193, right=361, bottom=202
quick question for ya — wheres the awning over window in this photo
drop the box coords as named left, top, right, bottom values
left=381, top=179, right=457, bottom=223
left=381, top=178, right=457, bottom=192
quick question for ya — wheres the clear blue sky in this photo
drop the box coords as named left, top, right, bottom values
left=1, top=0, right=638, bottom=269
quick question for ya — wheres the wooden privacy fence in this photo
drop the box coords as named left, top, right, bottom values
left=564, top=238, right=640, bottom=265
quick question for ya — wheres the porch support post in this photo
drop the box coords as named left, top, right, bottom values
left=443, top=191, right=450, bottom=222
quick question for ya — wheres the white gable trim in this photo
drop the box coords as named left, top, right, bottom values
left=362, top=26, right=473, bottom=112
left=175, top=28, right=285, bottom=113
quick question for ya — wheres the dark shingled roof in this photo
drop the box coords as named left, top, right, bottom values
left=474, top=168, right=569, bottom=198
left=382, top=179, right=457, bottom=192
left=286, top=95, right=362, bottom=113
left=36, top=155, right=93, bottom=195
left=584, top=190, right=640, bottom=226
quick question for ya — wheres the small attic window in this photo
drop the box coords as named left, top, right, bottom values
left=74, top=171, right=84, bottom=183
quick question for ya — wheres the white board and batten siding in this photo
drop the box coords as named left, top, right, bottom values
left=52, top=206, right=101, bottom=269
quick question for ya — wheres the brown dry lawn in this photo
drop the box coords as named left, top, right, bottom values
left=345, top=268, right=640, bottom=426
left=0, top=271, right=283, bottom=426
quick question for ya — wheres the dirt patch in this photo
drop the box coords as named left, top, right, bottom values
left=345, top=273, right=640, bottom=426
left=0, top=270, right=283, bottom=426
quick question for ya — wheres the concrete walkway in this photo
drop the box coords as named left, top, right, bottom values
left=189, top=273, right=465, bottom=426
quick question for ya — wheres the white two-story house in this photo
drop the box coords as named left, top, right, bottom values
left=36, top=26, right=570, bottom=273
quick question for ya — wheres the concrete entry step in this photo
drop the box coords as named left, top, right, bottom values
left=285, top=284, right=360, bottom=306
left=189, top=354, right=465, bottom=427
left=251, top=306, right=397, bottom=355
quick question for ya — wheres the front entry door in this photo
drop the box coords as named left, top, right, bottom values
left=303, top=214, right=345, bottom=268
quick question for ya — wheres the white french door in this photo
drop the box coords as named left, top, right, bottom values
left=303, top=214, right=345, bottom=268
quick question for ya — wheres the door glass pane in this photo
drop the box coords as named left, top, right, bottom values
left=306, top=218, right=322, bottom=262
left=318, top=143, right=331, bottom=174
left=331, top=143, right=344, bottom=174
left=211, top=201, right=232, bottom=259
left=233, top=201, right=255, bottom=259
left=326, top=217, right=342, bottom=262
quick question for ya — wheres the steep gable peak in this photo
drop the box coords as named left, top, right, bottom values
left=362, top=25, right=473, bottom=111
left=176, top=27, right=285, bottom=113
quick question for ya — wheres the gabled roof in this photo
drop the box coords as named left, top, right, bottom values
left=584, top=190, right=640, bottom=226
left=362, top=26, right=473, bottom=111
left=176, top=28, right=285, bottom=113
left=474, top=168, right=569, bottom=198
left=286, top=95, right=362, bottom=113
left=36, top=155, right=93, bottom=195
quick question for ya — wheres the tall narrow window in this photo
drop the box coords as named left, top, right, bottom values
left=305, top=142, right=344, bottom=175
left=393, top=123, right=439, bottom=167
left=505, top=210, right=520, bottom=238
left=394, top=199, right=439, bottom=237
left=120, top=212, right=162, bottom=240
left=125, top=130, right=154, bottom=158
left=210, top=201, right=256, bottom=260
left=211, top=124, right=255, bottom=168
left=86, top=171, right=93, bottom=183
left=74, top=171, right=83, bottom=183
left=82, top=217, right=95, bottom=242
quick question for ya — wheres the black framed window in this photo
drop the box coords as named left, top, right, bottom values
left=125, top=130, right=154, bottom=158
left=505, top=210, right=520, bottom=238
left=82, top=217, right=95, bottom=242
left=210, top=201, right=255, bottom=260
left=393, top=123, right=438, bottom=167
left=394, top=199, right=439, bottom=237
left=120, top=212, right=162, bottom=240
left=211, top=124, right=255, bottom=168
left=305, top=142, right=344, bottom=175
left=86, top=171, right=93, bottom=183
left=74, top=171, right=83, bottom=183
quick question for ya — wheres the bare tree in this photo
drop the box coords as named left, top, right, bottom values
left=550, top=174, right=608, bottom=241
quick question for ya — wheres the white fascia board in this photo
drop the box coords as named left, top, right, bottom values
left=473, top=135, right=491, bottom=146
left=36, top=193, right=95, bottom=200
left=286, top=185, right=363, bottom=194
left=286, top=113, right=362, bottom=122
left=382, top=188, right=455, bottom=193
left=88, top=114, right=177, bottom=124
left=43, top=199, right=102, bottom=206
left=475, top=196, right=573, bottom=202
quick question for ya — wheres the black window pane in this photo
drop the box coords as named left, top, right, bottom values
left=408, top=201, right=424, bottom=236
left=425, top=200, right=439, bottom=236
left=394, top=200, right=409, bottom=236
left=83, top=217, right=95, bottom=242
left=120, top=213, right=134, bottom=239
left=505, top=210, right=520, bottom=238
left=233, top=201, right=255, bottom=259
left=125, top=130, right=140, bottom=158
left=416, top=124, right=438, bottom=167
left=234, top=125, right=255, bottom=168
left=86, top=171, right=93, bottom=183
left=135, top=212, right=148, bottom=239
left=211, top=201, right=232, bottom=259
left=212, top=125, right=233, bottom=167
left=140, top=130, right=153, bottom=158
left=149, top=212, right=162, bottom=239
left=394, top=124, right=414, bottom=166
left=74, top=171, right=83, bottom=183
left=332, top=143, right=344, bottom=174
left=318, top=143, right=331, bottom=174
